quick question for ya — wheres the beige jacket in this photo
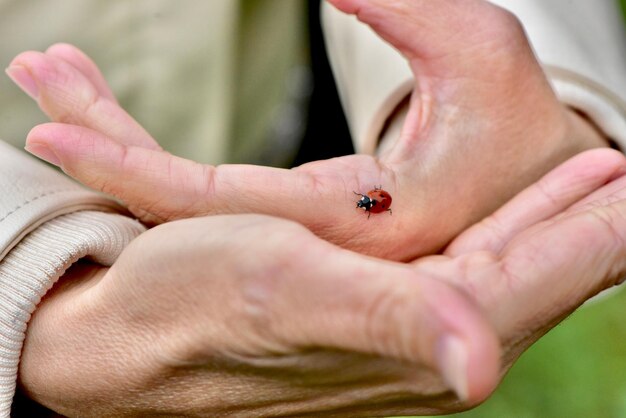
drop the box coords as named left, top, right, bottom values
left=0, top=0, right=307, bottom=166
left=0, top=1, right=625, bottom=415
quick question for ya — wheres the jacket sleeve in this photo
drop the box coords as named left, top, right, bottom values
left=321, top=0, right=626, bottom=152
left=0, top=140, right=145, bottom=417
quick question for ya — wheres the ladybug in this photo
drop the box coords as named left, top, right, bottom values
left=354, top=186, right=392, bottom=219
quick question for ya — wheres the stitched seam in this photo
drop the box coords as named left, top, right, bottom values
left=0, top=188, right=81, bottom=225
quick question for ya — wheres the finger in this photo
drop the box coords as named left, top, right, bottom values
left=45, top=43, right=118, bottom=103
left=6, top=50, right=160, bottom=150
left=484, top=194, right=626, bottom=343
left=447, top=149, right=626, bottom=256
left=25, top=123, right=234, bottom=224
left=25, top=123, right=365, bottom=231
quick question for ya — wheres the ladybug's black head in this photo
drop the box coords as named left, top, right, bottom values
left=355, top=194, right=375, bottom=211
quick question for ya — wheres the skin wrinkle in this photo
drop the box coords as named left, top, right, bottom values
left=147, top=153, right=201, bottom=220
left=101, top=139, right=131, bottom=198
left=363, top=285, right=411, bottom=361
left=392, top=91, right=434, bottom=159
left=203, top=163, right=219, bottom=212
left=533, top=176, right=563, bottom=210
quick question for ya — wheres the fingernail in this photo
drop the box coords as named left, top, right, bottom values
left=25, top=143, right=61, bottom=166
left=435, top=335, right=469, bottom=401
left=5, top=65, right=39, bottom=99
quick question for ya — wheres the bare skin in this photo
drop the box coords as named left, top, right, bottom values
left=6, top=0, right=622, bottom=416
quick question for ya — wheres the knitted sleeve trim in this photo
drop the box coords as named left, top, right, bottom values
left=0, top=211, right=145, bottom=417
left=546, top=66, right=626, bottom=150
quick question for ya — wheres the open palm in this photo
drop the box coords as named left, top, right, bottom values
left=10, top=0, right=605, bottom=261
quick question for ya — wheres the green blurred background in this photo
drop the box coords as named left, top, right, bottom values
left=420, top=290, right=626, bottom=418
left=421, top=4, right=626, bottom=418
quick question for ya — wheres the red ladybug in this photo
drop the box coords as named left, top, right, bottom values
left=354, top=186, right=392, bottom=218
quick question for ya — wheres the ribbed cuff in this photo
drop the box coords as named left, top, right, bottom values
left=0, top=211, right=145, bottom=417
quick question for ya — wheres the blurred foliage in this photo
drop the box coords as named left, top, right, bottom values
left=422, top=289, right=626, bottom=418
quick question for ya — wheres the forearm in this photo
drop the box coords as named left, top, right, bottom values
left=0, top=140, right=144, bottom=416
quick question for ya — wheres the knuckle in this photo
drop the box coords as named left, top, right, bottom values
left=361, top=286, right=416, bottom=361
left=486, top=6, right=525, bottom=38
left=235, top=224, right=316, bottom=340
left=477, top=5, right=531, bottom=58
left=534, top=178, right=561, bottom=208
left=479, top=213, right=508, bottom=245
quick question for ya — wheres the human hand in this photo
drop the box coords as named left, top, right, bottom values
left=8, top=0, right=607, bottom=261
left=18, top=148, right=626, bottom=417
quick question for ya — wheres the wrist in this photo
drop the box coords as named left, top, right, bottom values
left=375, top=96, right=410, bottom=157
left=565, top=107, right=614, bottom=151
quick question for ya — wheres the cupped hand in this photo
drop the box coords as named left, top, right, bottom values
left=18, top=148, right=626, bottom=417
left=9, top=0, right=607, bottom=261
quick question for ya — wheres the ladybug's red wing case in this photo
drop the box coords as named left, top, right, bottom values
left=369, top=190, right=392, bottom=204
left=366, top=189, right=392, bottom=214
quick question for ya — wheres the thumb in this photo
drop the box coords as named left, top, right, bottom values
left=327, top=0, right=525, bottom=78
left=261, top=236, right=501, bottom=404
left=326, top=0, right=548, bottom=162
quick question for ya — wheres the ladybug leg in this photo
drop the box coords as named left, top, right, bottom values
left=387, top=208, right=392, bottom=216
left=367, top=211, right=371, bottom=220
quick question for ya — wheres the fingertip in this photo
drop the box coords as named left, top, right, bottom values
left=27, top=123, right=117, bottom=168
left=26, top=123, right=74, bottom=167
left=44, top=43, right=117, bottom=100
left=586, top=148, right=626, bottom=182
left=26, top=123, right=58, bottom=148
left=27, top=122, right=72, bottom=146
left=326, top=0, right=363, bottom=14
left=44, top=42, right=78, bottom=56
left=8, top=51, right=60, bottom=88
left=464, top=324, right=500, bottom=405
left=6, top=63, right=39, bottom=100
left=8, top=50, right=44, bottom=69
left=568, top=148, right=626, bottom=174
left=25, top=140, right=61, bottom=167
